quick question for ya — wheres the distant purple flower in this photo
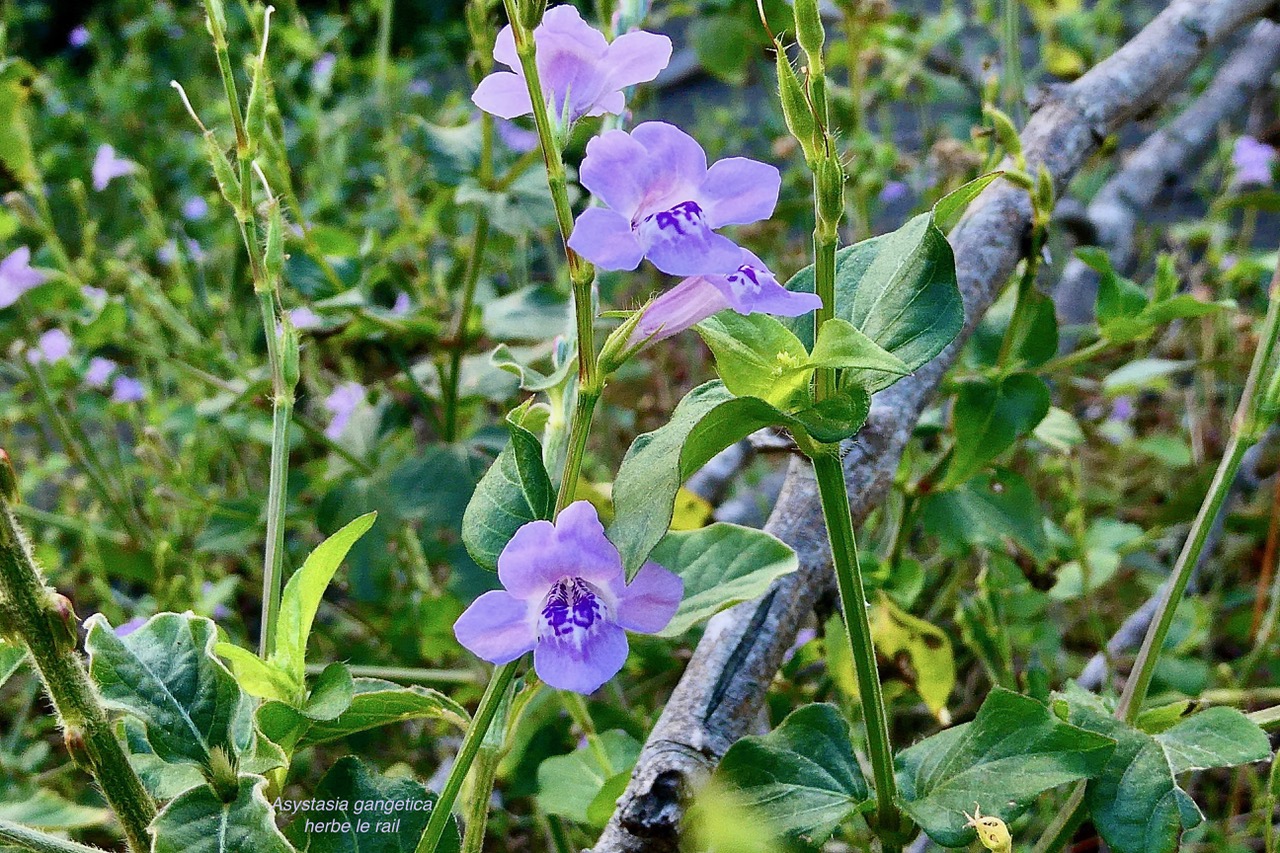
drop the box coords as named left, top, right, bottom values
left=69, top=26, right=91, bottom=48
left=390, top=292, right=412, bottom=316
left=158, top=238, right=205, bottom=265
left=114, top=617, right=146, bottom=637
left=0, top=247, right=47, bottom=309
left=631, top=248, right=821, bottom=345
left=782, top=626, right=818, bottom=664
left=1109, top=396, right=1134, bottom=423
left=496, top=119, right=538, bottom=153
left=312, top=52, right=337, bottom=86
left=453, top=501, right=681, bottom=694
left=288, top=306, right=323, bottom=330
left=27, top=329, right=72, bottom=365
left=85, top=356, right=117, bottom=388
left=111, top=375, right=146, bottom=403
left=92, top=144, right=136, bottom=191
left=569, top=122, right=780, bottom=275
left=472, top=5, right=671, bottom=128
left=201, top=582, right=231, bottom=620
left=182, top=196, right=209, bottom=221
left=408, top=79, right=433, bottom=97
left=1232, top=137, right=1276, bottom=188
left=81, top=285, right=108, bottom=305
left=324, top=381, right=365, bottom=440
left=879, top=180, right=909, bottom=204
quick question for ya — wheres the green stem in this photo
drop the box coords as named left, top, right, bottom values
left=414, top=661, right=518, bottom=853
left=461, top=745, right=501, bottom=853
left=0, top=819, right=110, bottom=853
left=1031, top=784, right=1087, bottom=853
left=813, top=226, right=838, bottom=401
left=810, top=451, right=901, bottom=849
left=554, top=390, right=600, bottom=514
left=258, top=344, right=293, bottom=657
left=305, top=663, right=479, bottom=685
left=374, top=0, right=393, bottom=107
left=0, top=457, right=156, bottom=852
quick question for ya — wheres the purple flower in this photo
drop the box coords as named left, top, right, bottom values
left=0, top=247, right=47, bottom=309
left=568, top=122, right=781, bottom=275
left=496, top=119, right=539, bottom=153
left=111, top=375, right=146, bottom=403
left=879, top=180, right=909, bottom=204
left=631, top=248, right=821, bottom=344
left=324, top=381, right=365, bottom=440
left=69, top=25, right=91, bottom=48
left=92, top=144, right=136, bottom=191
left=472, top=5, right=671, bottom=127
left=453, top=501, right=682, bottom=694
left=1232, top=136, right=1276, bottom=188
left=312, top=52, right=337, bottom=87
left=81, top=285, right=108, bottom=305
left=182, top=196, right=209, bottom=220
left=201, top=581, right=231, bottom=620
left=114, top=617, right=147, bottom=637
left=390, top=292, right=412, bottom=317
left=85, top=356, right=117, bottom=388
left=408, top=79, right=433, bottom=97
left=288, top=306, right=323, bottom=330
left=27, top=329, right=72, bottom=365
left=1109, top=396, right=1134, bottom=423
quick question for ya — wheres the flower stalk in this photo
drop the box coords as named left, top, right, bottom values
left=0, top=451, right=156, bottom=853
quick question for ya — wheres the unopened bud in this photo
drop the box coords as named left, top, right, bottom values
left=206, top=747, right=240, bottom=803
left=983, top=104, right=1022, bottom=165
left=964, top=806, right=1012, bottom=853
left=1034, top=165, right=1054, bottom=224
left=816, top=154, right=845, bottom=224
left=203, top=0, right=228, bottom=42
left=0, top=449, right=18, bottom=502
left=517, top=0, right=548, bottom=31
left=598, top=303, right=653, bottom=377
left=776, top=46, right=818, bottom=163
left=46, top=594, right=79, bottom=653
left=793, top=0, right=825, bottom=61
left=64, top=726, right=92, bottom=771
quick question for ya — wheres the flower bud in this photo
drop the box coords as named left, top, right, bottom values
left=815, top=154, right=845, bottom=225
left=776, top=46, right=818, bottom=163
left=965, top=807, right=1012, bottom=853
left=793, top=0, right=825, bottom=61
left=3, top=192, right=41, bottom=232
left=0, top=448, right=18, bottom=503
left=597, top=303, right=653, bottom=377
left=64, top=726, right=93, bottom=771
left=203, top=0, right=228, bottom=43
left=517, top=0, right=548, bottom=31
left=203, top=132, right=241, bottom=212
left=281, top=317, right=301, bottom=390
left=264, top=200, right=285, bottom=283
left=206, top=747, right=240, bottom=803
left=983, top=104, right=1022, bottom=166
left=46, top=593, right=79, bottom=654
left=245, top=65, right=268, bottom=156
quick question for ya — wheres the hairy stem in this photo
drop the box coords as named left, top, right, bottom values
left=0, top=819, right=110, bottom=853
left=0, top=453, right=156, bottom=852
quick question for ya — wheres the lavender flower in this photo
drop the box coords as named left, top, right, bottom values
left=85, top=356, right=117, bottom=388
left=408, top=79, right=433, bottom=97
left=1232, top=136, right=1276, bottom=188
left=92, top=144, right=136, bottom=191
left=453, top=501, right=681, bottom=694
left=324, top=381, right=365, bottom=440
left=312, top=52, right=337, bottom=88
left=182, top=196, right=209, bottom=220
left=0, top=247, right=47, bottom=309
left=496, top=119, right=538, bottom=153
left=27, top=329, right=72, bottom=365
left=568, top=122, right=781, bottom=275
left=81, top=285, right=108, bottom=306
left=631, top=248, right=821, bottom=344
left=879, top=180, right=909, bottom=204
left=114, top=617, right=147, bottom=637
left=472, top=5, right=671, bottom=127
left=68, top=25, right=91, bottom=47
left=390, top=292, right=412, bottom=317
left=111, top=375, right=146, bottom=403
left=288, top=306, right=323, bottom=330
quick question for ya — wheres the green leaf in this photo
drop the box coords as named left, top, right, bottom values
left=696, top=312, right=811, bottom=409
left=0, top=638, right=26, bottom=689
left=272, top=512, right=376, bottom=685
left=537, top=730, right=642, bottom=826
left=258, top=678, right=468, bottom=752
left=0, top=790, right=108, bottom=831
left=896, top=687, right=1115, bottom=847
left=807, top=318, right=911, bottom=392
left=150, top=776, right=294, bottom=853
left=491, top=342, right=575, bottom=393
left=86, top=613, right=252, bottom=770
left=609, top=381, right=861, bottom=575
left=1155, top=707, right=1271, bottom=774
left=1103, top=359, right=1194, bottom=395
left=871, top=592, right=955, bottom=716
left=784, top=211, right=963, bottom=373
left=1082, top=248, right=1233, bottom=344
left=462, top=405, right=555, bottom=571
left=302, top=662, right=355, bottom=721
left=717, top=704, right=870, bottom=842
left=921, top=468, right=1049, bottom=560
left=650, top=523, right=800, bottom=637
left=944, top=372, right=1050, bottom=487
left=933, top=172, right=1003, bottom=229
left=282, top=757, right=458, bottom=853
left=216, top=643, right=297, bottom=703
left=481, top=284, right=571, bottom=343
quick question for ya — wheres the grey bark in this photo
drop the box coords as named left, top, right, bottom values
left=593, top=2, right=1278, bottom=851
left=1055, top=20, right=1280, bottom=334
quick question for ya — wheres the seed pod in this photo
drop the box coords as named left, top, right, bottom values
left=203, top=0, right=228, bottom=42
left=793, top=0, right=825, bottom=61
left=776, top=46, right=819, bottom=163
left=203, top=132, right=240, bottom=211
left=281, top=317, right=300, bottom=390
left=815, top=153, right=845, bottom=225
left=245, top=65, right=268, bottom=156
left=264, top=200, right=285, bottom=282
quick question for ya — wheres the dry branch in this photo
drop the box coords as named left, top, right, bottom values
left=592, top=2, right=1278, bottom=850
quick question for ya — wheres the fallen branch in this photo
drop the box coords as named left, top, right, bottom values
left=593, top=2, right=1277, bottom=850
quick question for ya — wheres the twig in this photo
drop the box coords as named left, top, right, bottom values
left=591, top=2, right=1276, bottom=849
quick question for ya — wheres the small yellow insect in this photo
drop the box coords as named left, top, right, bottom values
left=964, top=804, right=1012, bottom=853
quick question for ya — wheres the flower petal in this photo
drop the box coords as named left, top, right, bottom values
left=630, top=122, right=709, bottom=213
left=492, top=24, right=518, bottom=70
left=600, top=30, right=672, bottom=92
left=454, top=590, right=537, bottom=664
left=472, top=71, right=534, bottom=119
left=616, top=562, right=682, bottom=634
left=534, top=620, right=629, bottom=694
left=637, top=203, right=743, bottom=276
left=497, top=501, right=625, bottom=599
left=631, top=275, right=732, bottom=345
left=568, top=207, right=645, bottom=271
left=579, top=129, right=651, bottom=218
left=708, top=253, right=823, bottom=316
left=696, top=157, right=781, bottom=229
